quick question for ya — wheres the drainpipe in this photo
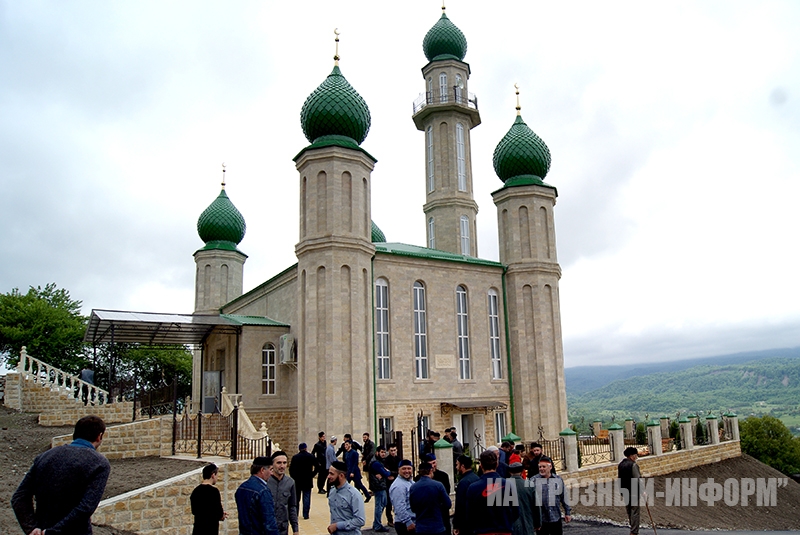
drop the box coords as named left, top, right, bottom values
left=371, top=255, right=378, bottom=436
left=501, top=267, right=516, bottom=433
left=235, top=327, right=241, bottom=394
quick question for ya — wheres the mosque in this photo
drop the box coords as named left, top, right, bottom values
left=98, top=7, right=569, bottom=454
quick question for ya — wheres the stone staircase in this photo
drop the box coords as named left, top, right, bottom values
left=3, top=347, right=134, bottom=426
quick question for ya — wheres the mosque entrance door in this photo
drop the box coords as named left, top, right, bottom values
left=452, top=413, right=485, bottom=458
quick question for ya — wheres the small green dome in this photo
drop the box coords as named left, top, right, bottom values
left=300, top=66, right=371, bottom=146
left=197, top=188, right=246, bottom=250
left=493, top=115, right=551, bottom=187
left=371, top=221, right=386, bottom=243
left=423, top=12, right=467, bottom=62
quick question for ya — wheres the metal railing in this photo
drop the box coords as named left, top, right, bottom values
left=578, top=436, right=612, bottom=467
left=413, top=87, right=478, bottom=114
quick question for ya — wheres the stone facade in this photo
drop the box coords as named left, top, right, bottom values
left=52, top=416, right=172, bottom=459
left=194, top=248, right=247, bottom=315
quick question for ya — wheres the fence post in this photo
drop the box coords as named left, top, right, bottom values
left=433, top=438, right=455, bottom=497
left=706, top=415, right=720, bottom=445
left=727, top=412, right=740, bottom=441
left=560, top=428, right=578, bottom=473
left=608, top=423, right=625, bottom=462
left=646, top=420, right=662, bottom=455
left=624, top=418, right=635, bottom=439
left=659, top=416, right=670, bottom=438
left=197, top=412, right=203, bottom=459
left=171, top=377, right=178, bottom=455
left=231, top=404, right=239, bottom=461
left=678, top=417, right=694, bottom=450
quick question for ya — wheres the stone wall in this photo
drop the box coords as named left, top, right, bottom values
left=562, top=440, right=742, bottom=483
left=244, top=409, right=297, bottom=452
left=3, top=372, right=21, bottom=409
left=93, top=460, right=251, bottom=535
left=52, top=416, right=173, bottom=459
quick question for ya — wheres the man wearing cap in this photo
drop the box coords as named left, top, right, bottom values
left=425, top=453, right=451, bottom=535
left=409, top=462, right=451, bottom=535
left=452, top=455, right=479, bottom=535
left=235, top=456, right=279, bottom=535
left=389, top=459, right=415, bottom=535
left=466, top=450, right=518, bottom=535
left=508, top=462, right=540, bottom=535
left=618, top=447, right=643, bottom=535
left=531, top=457, right=570, bottom=535
left=327, top=460, right=366, bottom=535
left=325, top=437, right=339, bottom=494
left=290, top=443, right=317, bottom=520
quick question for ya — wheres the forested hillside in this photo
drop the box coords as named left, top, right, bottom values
left=567, top=357, right=800, bottom=435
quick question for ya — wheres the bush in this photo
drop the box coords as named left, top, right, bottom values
left=740, top=415, right=800, bottom=475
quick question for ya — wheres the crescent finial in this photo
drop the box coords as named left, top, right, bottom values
left=334, top=28, right=340, bottom=66
left=514, top=84, right=521, bottom=116
left=221, top=163, right=226, bottom=188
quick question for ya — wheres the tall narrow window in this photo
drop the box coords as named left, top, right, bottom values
left=488, top=289, right=502, bottom=379
left=418, top=415, right=431, bottom=440
left=427, top=77, right=433, bottom=103
left=413, top=281, right=429, bottom=379
left=378, top=417, right=394, bottom=447
left=439, top=72, right=447, bottom=102
left=262, top=344, right=276, bottom=395
left=456, top=123, right=466, bottom=191
left=455, top=74, right=463, bottom=103
left=428, top=217, right=435, bottom=249
left=375, top=278, right=391, bottom=379
left=460, top=216, right=470, bottom=256
left=427, top=126, right=434, bottom=192
left=456, top=285, right=471, bottom=379
left=495, top=412, right=507, bottom=441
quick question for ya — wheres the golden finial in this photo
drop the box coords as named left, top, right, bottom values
left=221, top=163, right=226, bottom=188
left=334, top=28, right=340, bottom=66
left=514, top=83, right=521, bottom=116
left=442, top=0, right=446, bottom=12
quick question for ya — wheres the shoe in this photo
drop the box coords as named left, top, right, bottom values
left=364, top=495, right=371, bottom=503
left=303, top=516, right=309, bottom=520
left=318, top=490, right=327, bottom=494
left=387, top=522, right=394, bottom=527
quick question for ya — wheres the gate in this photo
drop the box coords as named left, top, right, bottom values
left=578, top=436, right=612, bottom=467
left=172, top=405, right=272, bottom=460
left=539, top=437, right=566, bottom=472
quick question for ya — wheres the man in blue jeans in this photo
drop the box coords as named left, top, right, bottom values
left=368, top=446, right=392, bottom=532
left=235, top=456, right=279, bottom=535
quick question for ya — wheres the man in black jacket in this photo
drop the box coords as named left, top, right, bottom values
left=452, top=455, right=479, bottom=535
left=290, top=443, right=317, bottom=520
left=618, top=447, right=643, bottom=535
left=311, top=432, right=328, bottom=494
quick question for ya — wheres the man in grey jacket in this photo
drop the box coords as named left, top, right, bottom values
left=268, top=451, right=299, bottom=535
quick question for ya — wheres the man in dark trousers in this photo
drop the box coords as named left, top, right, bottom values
left=343, top=439, right=371, bottom=501
left=13, top=415, right=111, bottom=535
left=425, top=453, right=451, bottom=535
left=312, top=431, right=328, bottom=494
left=618, top=447, right=643, bottom=535
left=466, top=450, right=518, bottom=535
left=409, top=462, right=452, bottom=535
left=290, top=443, right=317, bottom=520
left=383, top=443, right=400, bottom=526
left=452, top=454, right=479, bottom=535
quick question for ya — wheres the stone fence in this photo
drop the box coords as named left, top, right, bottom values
left=53, top=416, right=173, bottom=459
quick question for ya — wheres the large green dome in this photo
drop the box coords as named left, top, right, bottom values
left=423, top=12, right=467, bottom=62
left=493, top=115, right=551, bottom=186
left=300, top=66, right=371, bottom=146
left=197, top=188, right=246, bottom=251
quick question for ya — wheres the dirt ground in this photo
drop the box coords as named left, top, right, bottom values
left=2, top=404, right=799, bottom=534
left=0, top=406, right=201, bottom=535
left=571, top=453, right=800, bottom=531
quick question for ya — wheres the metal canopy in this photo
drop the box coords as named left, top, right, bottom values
left=84, top=309, right=241, bottom=346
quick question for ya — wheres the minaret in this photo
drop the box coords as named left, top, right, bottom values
left=193, top=164, right=247, bottom=315
left=412, top=5, right=481, bottom=256
left=294, top=30, right=376, bottom=443
left=492, top=87, right=568, bottom=439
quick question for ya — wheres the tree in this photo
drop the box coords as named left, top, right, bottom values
left=0, top=284, right=87, bottom=372
left=92, top=343, right=193, bottom=400
left=740, top=415, right=800, bottom=475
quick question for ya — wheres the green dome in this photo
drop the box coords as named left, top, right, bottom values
left=423, top=12, right=467, bottom=62
left=300, top=66, right=371, bottom=146
left=493, top=115, right=551, bottom=186
left=371, top=221, right=386, bottom=243
left=197, top=188, right=246, bottom=250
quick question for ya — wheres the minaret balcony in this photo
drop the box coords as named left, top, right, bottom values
left=412, top=87, right=481, bottom=130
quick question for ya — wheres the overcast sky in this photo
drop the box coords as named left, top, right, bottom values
left=2, top=0, right=799, bottom=368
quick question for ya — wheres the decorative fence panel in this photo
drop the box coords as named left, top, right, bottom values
left=578, top=436, right=612, bottom=467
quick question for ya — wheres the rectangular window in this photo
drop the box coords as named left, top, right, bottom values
left=262, top=345, right=276, bottom=395
left=456, top=285, right=471, bottom=379
left=488, top=290, right=502, bottom=379
left=427, top=126, right=434, bottom=193
left=379, top=417, right=394, bottom=447
left=460, top=216, right=470, bottom=256
left=418, top=415, right=431, bottom=442
left=456, top=123, right=466, bottom=191
left=413, top=282, right=429, bottom=379
left=495, top=412, right=507, bottom=442
left=439, top=72, right=447, bottom=103
left=428, top=217, right=435, bottom=249
left=376, top=279, right=391, bottom=379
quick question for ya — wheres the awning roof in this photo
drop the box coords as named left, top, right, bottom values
left=84, top=309, right=242, bottom=346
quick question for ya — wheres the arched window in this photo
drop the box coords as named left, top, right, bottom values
left=428, top=217, right=435, bottom=249
left=460, top=215, right=470, bottom=256
left=413, top=281, right=429, bottom=379
left=375, top=278, right=391, bottom=379
left=439, top=72, right=448, bottom=103
left=427, top=126, right=434, bottom=192
left=456, top=285, right=471, bottom=379
left=456, top=123, right=466, bottom=191
left=455, top=74, right=463, bottom=103
left=488, top=289, right=502, bottom=379
left=262, top=344, right=276, bottom=395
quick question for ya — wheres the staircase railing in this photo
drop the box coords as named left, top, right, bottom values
left=17, top=346, right=111, bottom=405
